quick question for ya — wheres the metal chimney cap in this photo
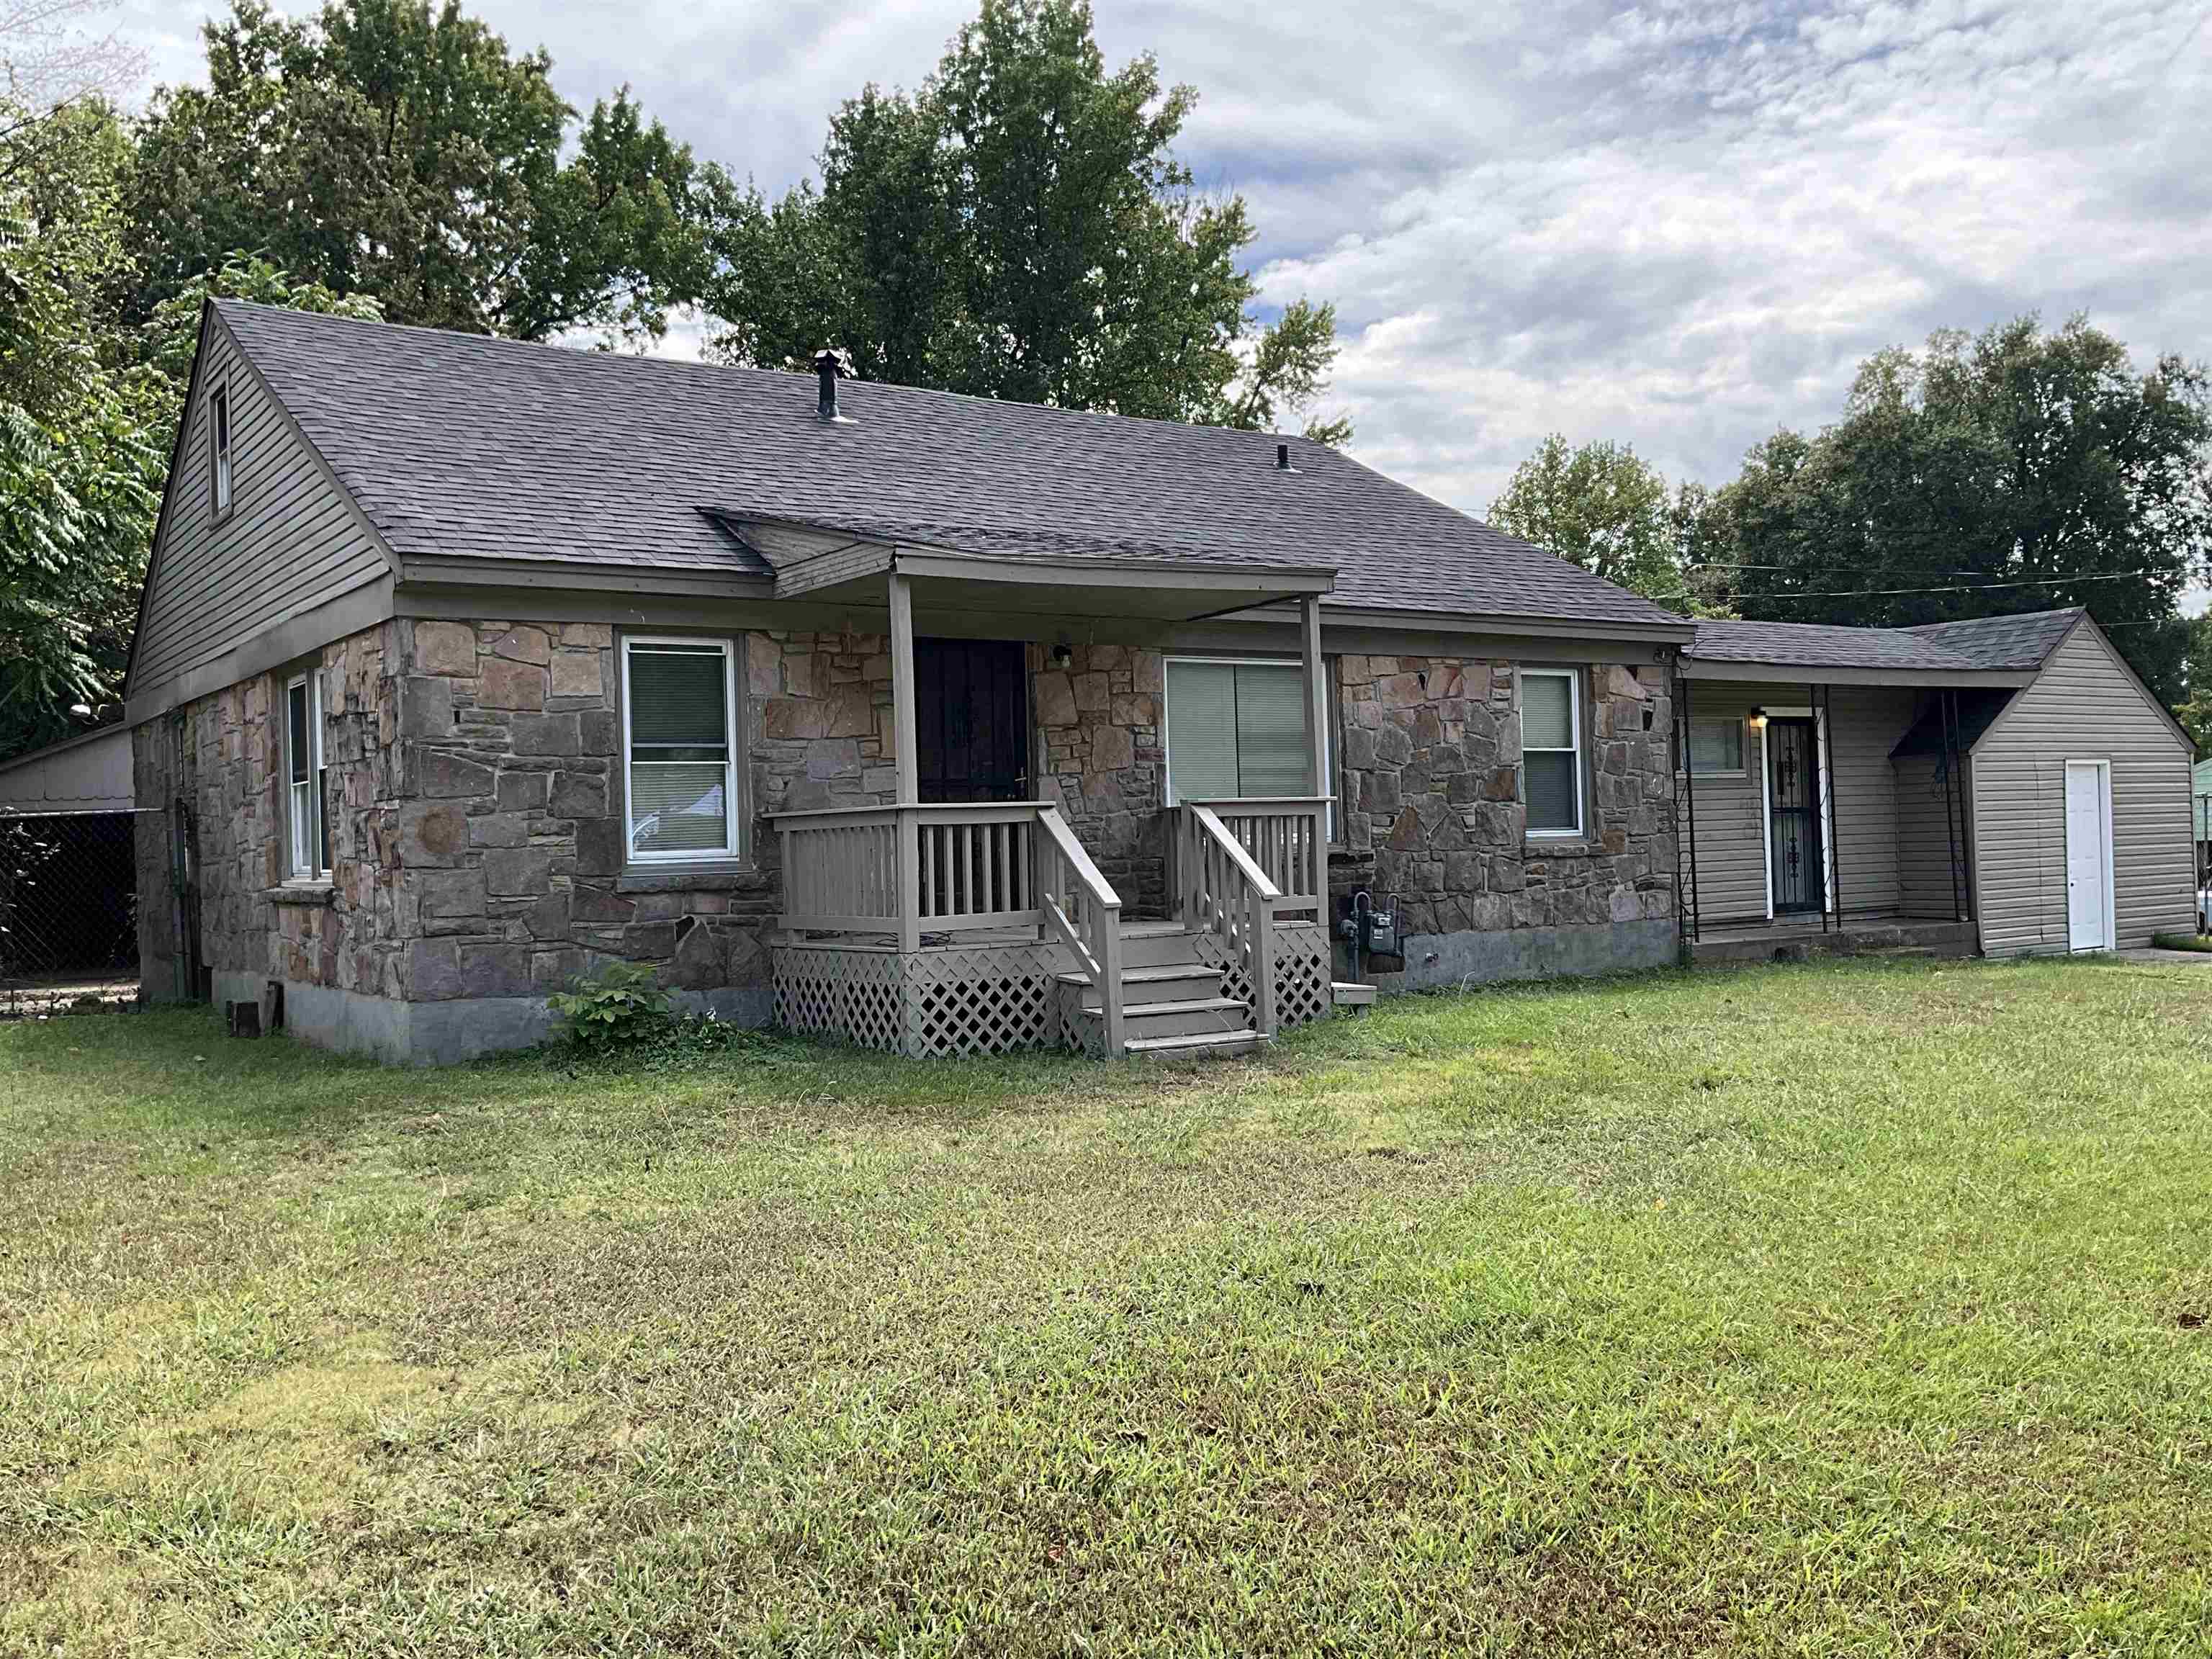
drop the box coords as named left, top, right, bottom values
left=1276, top=441, right=1296, bottom=472
left=812, top=347, right=854, bottom=423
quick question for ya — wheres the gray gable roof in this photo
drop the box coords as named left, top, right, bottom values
left=214, top=300, right=1687, bottom=631
left=1689, top=608, right=2083, bottom=673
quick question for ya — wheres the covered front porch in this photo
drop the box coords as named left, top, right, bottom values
left=1673, top=659, right=2018, bottom=964
left=754, top=541, right=1344, bottom=1058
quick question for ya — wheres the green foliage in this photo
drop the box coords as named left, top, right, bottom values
left=2176, top=613, right=2212, bottom=747
left=1710, top=316, right=2212, bottom=702
left=704, top=0, right=1347, bottom=441
left=545, top=961, right=673, bottom=1053
left=1488, top=434, right=1718, bottom=614
left=0, top=97, right=164, bottom=760
left=122, top=1, right=712, bottom=345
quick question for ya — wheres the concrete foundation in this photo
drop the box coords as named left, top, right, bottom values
left=1364, top=917, right=1678, bottom=993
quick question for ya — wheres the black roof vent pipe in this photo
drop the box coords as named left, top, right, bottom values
left=1276, top=441, right=1293, bottom=472
left=812, top=347, right=853, bottom=423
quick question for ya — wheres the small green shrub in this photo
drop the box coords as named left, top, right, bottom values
left=547, top=962, right=673, bottom=1053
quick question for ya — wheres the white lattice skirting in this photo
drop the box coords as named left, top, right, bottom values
left=775, top=921, right=1335, bottom=1058
left=774, top=941, right=1065, bottom=1058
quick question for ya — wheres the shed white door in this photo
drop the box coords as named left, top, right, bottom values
left=2064, top=760, right=2113, bottom=952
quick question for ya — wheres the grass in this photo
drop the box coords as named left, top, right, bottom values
left=2149, top=931, right=2212, bottom=953
left=3, top=955, right=2211, bottom=1655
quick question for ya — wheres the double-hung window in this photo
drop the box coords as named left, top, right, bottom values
left=1687, top=717, right=1745, bottom=776
left=284, top=670, right=328, bottom=881
left=210, top=385, right=233, bottom=516
left=624, top=637, right=741, bottom=863
left=1164, top=658, right=1323, bottom=806
left=1521, top=668, right=1584, bottom=837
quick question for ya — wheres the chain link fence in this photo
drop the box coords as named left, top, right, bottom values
left=0, top=808, right=149, bottom=1018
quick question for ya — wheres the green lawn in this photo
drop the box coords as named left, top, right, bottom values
left=4, top=957, right=2210, bottom=1655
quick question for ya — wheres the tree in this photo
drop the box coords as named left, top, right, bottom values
left=0, top=95, right=161, bottom=761
left=1488, top=434, right=1701, bottom=611
left=120, top=1, right=711, bottom=346
left=1714, top=317, right=2212, bottom=702
left=1, top=0, right=145, bottom=124
left=2177, top=611, right=2212, bottom=748
left=704, top=0, right=1349, bottom=441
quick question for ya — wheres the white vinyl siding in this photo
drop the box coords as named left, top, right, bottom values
left=1165, top=659, right=1315, bottom=802
left=282, top=669, right=326, bottom=881
left=1969, top=624, right=2195, bottom=954
left=132, top=321, right=390, bottom=699
left=623, top=637, right=741, bottom=863
left=1521, top=668, right=1582, bottom=836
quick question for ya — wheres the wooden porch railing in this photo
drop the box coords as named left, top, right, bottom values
left=1184, top=796, right=1329, bottom=917
left=1176, top=803, right=1296, bottom=1038
left=773, top=800, right=1127, bottom=1055
left=1033, top=806, right=1125, bottom=1056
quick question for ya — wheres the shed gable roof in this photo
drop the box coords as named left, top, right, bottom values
left=1689, top=608, right=2085, bottom=673
left=212, top=300, right=1687, bottom=631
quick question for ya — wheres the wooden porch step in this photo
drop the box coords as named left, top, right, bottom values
left=1125, top=1030, right=1269, bottom=1061
left=1055, top=963, right=1223, bottom=1008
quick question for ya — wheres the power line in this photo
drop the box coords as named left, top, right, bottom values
left=1643, top=566, right=2177, bottom=606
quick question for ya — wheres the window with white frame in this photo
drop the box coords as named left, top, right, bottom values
left=283, top=669, right=328, bottom=880
left=1521, top=667, right=1583, bottom=836
left=210, top=385, right=233, bottom=516
left=1687, top=716, right=1746, bottom=776
left=624, top=637, right=741, bottom=862
left=1164, top=657, right=1325, bottom=807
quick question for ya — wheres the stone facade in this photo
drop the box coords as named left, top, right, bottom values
left=1334, top=655, right=1676, bottom=967
left=133, top=621, right=408, bottom=1011
left=1030, top=642, right=1170, bottom=914
left=135, top=614, right=1681, bottom=1058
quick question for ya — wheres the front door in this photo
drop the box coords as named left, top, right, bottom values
left=914, top=639, right=1029, bottom=803
left=1767, top=717, right=1825, bottom=914
left=2064, top=760, right=2112, bottom=951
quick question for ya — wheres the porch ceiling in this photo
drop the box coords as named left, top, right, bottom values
left=786, top=543, right=1336, bottom=624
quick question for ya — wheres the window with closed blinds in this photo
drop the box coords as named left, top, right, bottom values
left=1688, top=717, right=1744, bottom=775
left=1521, top=669, right=1582, bottom=835
left=1165, top=659, right=1322, bottom=804
left=625, top=639, right=739, bottom=860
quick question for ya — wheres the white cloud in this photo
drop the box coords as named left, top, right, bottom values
left=117, top=0, right=2212, bottom=547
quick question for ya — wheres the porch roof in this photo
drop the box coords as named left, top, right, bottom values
left=1683, top=608, right=2083, bottom=685
left=215, top=300, right=1689, bottom=638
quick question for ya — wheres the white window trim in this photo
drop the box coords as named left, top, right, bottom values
left=210, top=382, right=233, bottom=518
left=1520, top=666, right=1584, bottom=839
left=621, top=634, right=745, bottom=866
left=1161, top=654, right=1334, bottom=832
left=1686, top=716, right=1748, bottom=779
left=282, top=668, right=328, bottom=884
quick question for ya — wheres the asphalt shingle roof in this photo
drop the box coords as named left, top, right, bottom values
left=1689, top=609, right=2082, bottom=673
left=215, top=300, right=1687, bottom=630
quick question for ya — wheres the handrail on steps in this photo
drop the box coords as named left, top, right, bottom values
left=1033, top=804, right=1126, bottom=1056
left=1181, top=804, right=1281, bottom=1037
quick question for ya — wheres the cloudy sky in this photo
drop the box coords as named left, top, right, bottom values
left=115, top=0, right=2211, bottom=536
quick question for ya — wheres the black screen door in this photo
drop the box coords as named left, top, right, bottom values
left=1767, top=718, right=1825, bottom=914
left=915, top=639, right=1029, bottom=803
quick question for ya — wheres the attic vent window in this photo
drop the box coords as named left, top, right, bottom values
left=211, top=385, right=233, bottom=516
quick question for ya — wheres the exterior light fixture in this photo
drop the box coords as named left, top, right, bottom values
left=1049, top=642, right=1074, bottom=669
left=1747, top=706, right=1768, bottom=729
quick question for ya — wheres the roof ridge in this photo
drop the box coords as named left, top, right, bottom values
left=214, top=296, right=1318, bottom=446
left=1900, top=605, right=2084, bottom=634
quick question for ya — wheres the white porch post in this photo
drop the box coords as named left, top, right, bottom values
left=1300, top=595, right=1328, bottom=790
left=1300, top=594, right=1330, bottom=890
left=888, top=569, right=921, bottom=952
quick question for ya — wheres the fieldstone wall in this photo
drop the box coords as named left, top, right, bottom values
left=1030, top=642, right=1170, bottom=914
left=1334, top=655, right=1676, bottom=940
left=395, top=621, right=902, bottom=1009
left=133, top=621, right=406, bottom=1007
